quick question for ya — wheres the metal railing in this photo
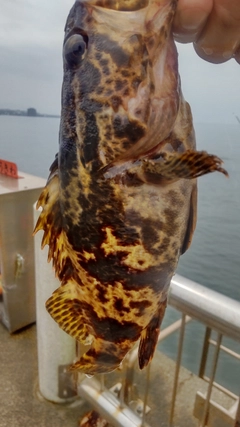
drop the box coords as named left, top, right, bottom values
left=76, top=274, right=240, bottom=427
left=33, top=207, right=240, bottom=425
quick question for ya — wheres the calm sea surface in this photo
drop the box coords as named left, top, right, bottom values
left=1, top=115, right=239, bottom=392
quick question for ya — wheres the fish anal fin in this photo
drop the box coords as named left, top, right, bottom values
left=181, top=183, right=197, bottom=255
left=46, top=282, right=93, bottom=345
left=142, top=150, right=228, bottom=182
left=138, top=298, right=167, bottom=370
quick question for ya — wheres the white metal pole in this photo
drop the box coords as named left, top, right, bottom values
left=33, top=204, right=76, bottom=402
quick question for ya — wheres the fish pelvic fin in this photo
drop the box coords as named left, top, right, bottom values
left=46, top=281, right=93, bottom=345
left=141, top=150, right=228, bottom=182
left=138, top=298, right=167, bottom=370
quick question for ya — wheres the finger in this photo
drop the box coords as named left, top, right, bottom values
left=234, top=46, right=240, bottom=64
left=194, top=0, right=240, bottom=63
left=173, top=0, right=213, bottom=43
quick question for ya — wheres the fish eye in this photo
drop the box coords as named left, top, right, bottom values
left=64, top=34, right=87, bottom=68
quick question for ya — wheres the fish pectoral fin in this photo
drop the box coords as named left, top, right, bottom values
left=138, top=299, right=167, bottom=370
left=142, top=150, right=228, bottom=181
left=181, top=183, right=197, bottom=254
left=46, top=282, right=92, bottom=345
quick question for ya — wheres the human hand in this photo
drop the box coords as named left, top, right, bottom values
left=173, top=0, right=240, bottom=64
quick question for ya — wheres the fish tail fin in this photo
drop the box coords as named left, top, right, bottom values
left=70, top=338, right=131, bottom=375
left=138, top=298, right=167, bottom=370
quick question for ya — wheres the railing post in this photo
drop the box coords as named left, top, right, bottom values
left=200, top=333, right=223, bottom=427
left=234, top=397, right=240, bottom=427
left=169, top=313, right=186, bottom=426
left=199, top=327, right=211, bottom=378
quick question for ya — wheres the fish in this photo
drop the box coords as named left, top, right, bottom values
left=34, top=0, right=228, bottom=375
left=79, top=411, right=109, bottom=427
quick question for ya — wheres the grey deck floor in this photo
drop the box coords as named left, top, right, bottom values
left=0, top=323, right=91, bottom=427
left=1, top=321, right=234, bottom=427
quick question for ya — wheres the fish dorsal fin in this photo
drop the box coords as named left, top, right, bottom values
left=33, top=155, right=70, bottom=279
left=181, top=183, right=197, bottom=255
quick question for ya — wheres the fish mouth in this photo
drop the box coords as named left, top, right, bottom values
left=78, top=0, right=149, bottom=11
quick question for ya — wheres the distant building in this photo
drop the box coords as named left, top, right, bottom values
left=27, top=108, right=37, bottom=117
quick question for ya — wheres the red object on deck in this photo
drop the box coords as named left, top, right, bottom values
left=0, top=159, right=19, bottom=179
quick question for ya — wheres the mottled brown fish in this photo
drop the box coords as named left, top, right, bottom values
left=34, top=0, right=228, bottom=375
left=79, top=411, right=109, bottom=427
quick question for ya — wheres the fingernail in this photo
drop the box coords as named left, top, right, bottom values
left=201, top=47, right=213, bottom=56
left=223, top=51, right=232, bottom=60
left=194, top=43, right=233, bottom=64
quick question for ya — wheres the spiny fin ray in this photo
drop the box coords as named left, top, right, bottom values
left=142, top=149, right=228, bottom=181
left=33, top=156, right=71, bottom=278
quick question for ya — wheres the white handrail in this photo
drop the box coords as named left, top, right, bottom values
left=169, top=274, right=240, bottom=342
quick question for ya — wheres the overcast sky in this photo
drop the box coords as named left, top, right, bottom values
left=0, top=0, right=239, bottom=124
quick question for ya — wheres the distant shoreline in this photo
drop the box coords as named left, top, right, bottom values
left=0, top=109, right=60, bottom=119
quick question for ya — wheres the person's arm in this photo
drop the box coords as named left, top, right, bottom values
left=173, top=0, right=240, bottom=64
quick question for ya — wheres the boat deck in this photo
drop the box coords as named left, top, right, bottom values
left=1, top=321, right=235, bottom=427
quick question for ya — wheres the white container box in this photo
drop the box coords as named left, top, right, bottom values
left=0, top=171, right=45, bottom=332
